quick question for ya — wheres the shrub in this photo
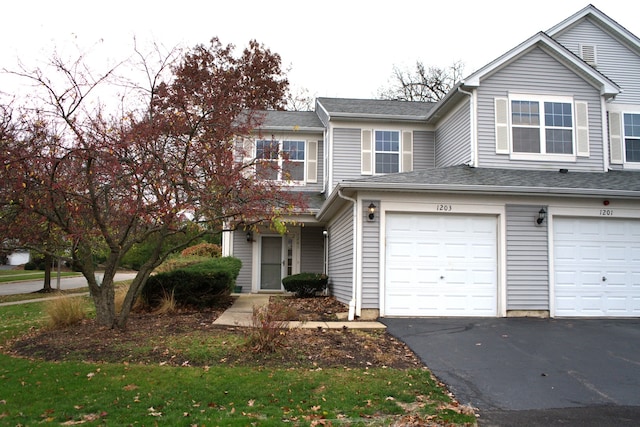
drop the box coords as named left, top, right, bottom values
left=45, top=296, right=87, bottom=329
left=282, top=273, right=328, bottom=297
left=245, top=302, right=289, bottom=353
left=24, top=261, right=38, bottom=271
left=180, top=243, right=222, bottom=258
left=141, top=257, right=242, bottom=308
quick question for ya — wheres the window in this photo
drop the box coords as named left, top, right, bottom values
left=255, top=139, right=306, bottom=182
left=624, top=113, right=640, bottom=163
left=511, top=98, right=574, bottom=155
left=375, top=130, right=400, bottom=173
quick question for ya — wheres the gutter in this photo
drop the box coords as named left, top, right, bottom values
left=337, top=189, right=359, bottom=321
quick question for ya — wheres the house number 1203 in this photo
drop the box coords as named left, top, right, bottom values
left=437, top=204, right=453, bottom=212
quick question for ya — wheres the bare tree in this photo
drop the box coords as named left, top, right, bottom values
left=285, top=86, right=315, bottom=111
left=377, top=60, right=464, bottom=102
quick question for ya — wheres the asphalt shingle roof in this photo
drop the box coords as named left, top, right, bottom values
left=257, top=110, right=324, bottom=130
left=344, top=165, right=640, bottom=196
left=317, top=97, right=435, bottom=120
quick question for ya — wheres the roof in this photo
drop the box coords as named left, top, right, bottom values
left=256, top=110, right=324, bottom=132
left=339, top=165, right=640, bottom=197
left=547, top=4, right=640, bottom=55
left=316, top=97, right=434, bottom=122
left=461, top=32, right=620, bottom=98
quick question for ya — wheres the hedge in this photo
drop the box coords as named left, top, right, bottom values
left=141, top=257, right=242, bottom=308
left=281, top=272, right=328, bottom=297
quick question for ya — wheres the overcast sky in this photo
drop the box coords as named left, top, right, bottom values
left=2, top=1, right=639, bottom=100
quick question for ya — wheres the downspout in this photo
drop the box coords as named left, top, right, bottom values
left=457, top=87, right=476, bottom=167
left=338, top=189, right=358, bottom=321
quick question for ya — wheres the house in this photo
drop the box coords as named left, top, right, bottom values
left=222, top=4, right=640, bottom=318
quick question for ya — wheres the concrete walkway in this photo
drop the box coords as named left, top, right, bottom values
left=213, top=294, right=386, bottom=329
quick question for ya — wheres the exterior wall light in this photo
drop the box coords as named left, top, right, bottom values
left=536, top=208, right=546, bottom=225
left=368, top=203, right=377, bottom=221
left=246, top=231, right=254, bottom=242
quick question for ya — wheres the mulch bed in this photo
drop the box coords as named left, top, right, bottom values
left=7, top=295, right=424, bottom=370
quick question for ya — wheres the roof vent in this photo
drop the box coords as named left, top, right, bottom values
left=580, top=44, right=597, bottom=67
left=559, top=168, right=568, bottom=174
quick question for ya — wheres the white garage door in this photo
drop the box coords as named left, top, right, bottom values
left=385, top=213, right=498, bottom=316
left=554, top=217, right=640, bottom=317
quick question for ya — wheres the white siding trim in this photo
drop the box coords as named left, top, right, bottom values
left=602, top=99, right=610, bottom=171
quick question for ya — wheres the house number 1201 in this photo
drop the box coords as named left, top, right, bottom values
left=437, top=204, right=453, bottom=212
left=599, top=209, right=614, bottom=216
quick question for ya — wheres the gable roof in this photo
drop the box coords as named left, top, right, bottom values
left=547, top=4, right=640, bottom=55
left=461, top=31, right=620, bottom=97
left=316, top=97, right=434, bottom=122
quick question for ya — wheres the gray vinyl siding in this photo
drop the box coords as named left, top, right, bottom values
left=332, top=128, right=362, bottom=183
left=553, top=18, right=640, bottom=105
left=327, top=204, right=354, bottom=305
left=232, top=230, right=253, bottom=293
left=435, top=100, right=472, bottom=167
left=476, top=47, right=605, bottom=171
left=413, top=130, right=436, bottom=170
left=361, top=200, right=380, bottom=309
left=300, top=226, right=325, bottom=273
left=506, top=205, right=549, bottom=310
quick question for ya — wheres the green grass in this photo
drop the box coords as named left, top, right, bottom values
left=0, top=302, right=477, bottom=426
left=0, top=270, right=81, bottom=283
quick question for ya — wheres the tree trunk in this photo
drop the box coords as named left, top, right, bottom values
left=42, top=253, right=52, bottom=292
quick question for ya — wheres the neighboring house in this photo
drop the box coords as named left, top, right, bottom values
left=222, top=4, right=640, bottom=319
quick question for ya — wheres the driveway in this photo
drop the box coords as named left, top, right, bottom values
left=382, top=317, right=640, bottom=426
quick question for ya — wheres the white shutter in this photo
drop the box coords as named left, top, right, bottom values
left=306, top=140, right=318, bottom=183
left=575, top=101, right=589, bottom=157
left=609, top=112, right=623, bottom=164
left=401, top=131, right=413, bottom=172
left=495, top=98, right=510, bottom=154
left=361, top=130, right=373, bottom=175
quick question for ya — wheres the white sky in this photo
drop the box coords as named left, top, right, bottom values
left=1, top=1, right=639, bottom=100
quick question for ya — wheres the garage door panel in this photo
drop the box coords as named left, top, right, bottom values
left=385, top=213, right=497, bottom=317
left=554, top=217, right=640, bottom=317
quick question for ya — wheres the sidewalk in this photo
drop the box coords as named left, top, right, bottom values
left=213, top=294, right=386, bottom=329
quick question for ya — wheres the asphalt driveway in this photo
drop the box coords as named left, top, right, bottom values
left=382, top=317, right=640, bottom=426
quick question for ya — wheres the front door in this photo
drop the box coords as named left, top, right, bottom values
left=259, top=234, right=296, bottom=291
left=260, top=236, right=283, bottom=290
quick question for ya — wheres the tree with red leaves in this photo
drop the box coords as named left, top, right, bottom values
left=0, top=38, right=304, bottom=329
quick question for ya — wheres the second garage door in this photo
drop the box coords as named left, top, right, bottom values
left=385, top=213, right=498, bottom=316
left=554, top=217, right=640, bottom=317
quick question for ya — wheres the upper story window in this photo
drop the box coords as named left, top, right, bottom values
left=624, top=113, right=640, bottom=162
left=495, top=95, right=589, bottom=160
left=375, top=130, right=400, bottom=173
left=511, top=99, right=573, bottom=155
left=254, top=138, right=319, bottom=183
left=361, top=129, right=413, bottom=175
left=256, top=139, right=305, bottom=182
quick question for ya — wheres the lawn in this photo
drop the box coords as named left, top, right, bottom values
left=0, top=298, right=477, bottom=426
